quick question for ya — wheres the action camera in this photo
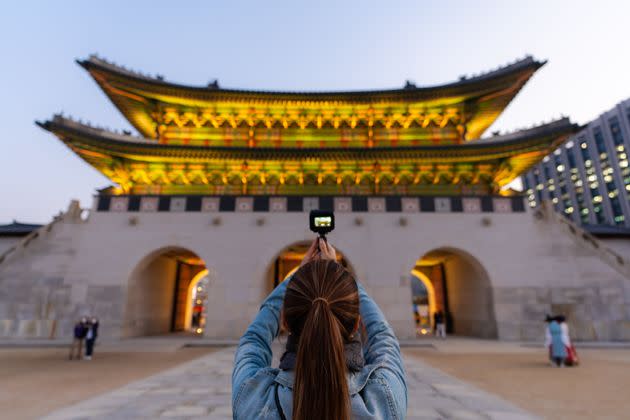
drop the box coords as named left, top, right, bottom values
left=309, top=210, right=335, bottom=237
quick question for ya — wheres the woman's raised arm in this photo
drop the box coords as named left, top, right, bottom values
left=232, top=279, right=287, bottom=406
left=358, top=282, right=407, bottom=415
left=232, top=239, right=320, bottom=407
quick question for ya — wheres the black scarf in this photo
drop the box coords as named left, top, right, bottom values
left=279, top=332, right=365, bottom=372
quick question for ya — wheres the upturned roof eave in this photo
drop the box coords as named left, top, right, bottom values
left=37, top=116, right=576, bottom=162
left=77, top=55, right=545, bottom=101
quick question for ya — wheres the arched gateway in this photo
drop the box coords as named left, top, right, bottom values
left=410, top=248, right=497, bottom=338
left=124, top=247, right=211, bottom=337
left=265, top=241, right=356, bottom=293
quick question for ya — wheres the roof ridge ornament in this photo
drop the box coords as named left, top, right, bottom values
left=83, top=54, right=163, bottom=82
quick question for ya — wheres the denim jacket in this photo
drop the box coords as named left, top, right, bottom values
left=232, top=278, right=407, bottom=419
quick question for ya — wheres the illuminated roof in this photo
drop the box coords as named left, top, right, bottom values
left=38, top=116, right=578, bottom=196
left=78, top=55, right=545, bottom=143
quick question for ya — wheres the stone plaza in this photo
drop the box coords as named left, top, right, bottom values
left=43, top=343, right=537, bottom=420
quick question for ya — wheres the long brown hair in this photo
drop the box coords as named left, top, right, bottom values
left=283, top=259, right=360, bottom=420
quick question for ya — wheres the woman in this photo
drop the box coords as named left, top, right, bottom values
left=556, top=315, right=578, bottom=366
left=545, top=316, right=569, bottom=367
left=232, top=238, right=407, bottom=419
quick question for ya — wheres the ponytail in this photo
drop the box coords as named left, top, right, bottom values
left=293, top=299, right=350, bottom=420
left=283, top=260, right=359, bottom=420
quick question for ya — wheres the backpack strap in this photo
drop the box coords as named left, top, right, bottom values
left=274, top=383, right=287, bottom=420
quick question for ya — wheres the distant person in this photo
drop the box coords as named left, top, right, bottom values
left=232, top=238, right=407, bottom=419
left=192, top=311, right=201, bottom=329
left=434, top=311, right=446, bottom=339
left=545, top=316, right=569, bottom=367
left=544, top=314, right=553, bottom=363
left=84, top=317, right=99, bottom=360
left=556, top=315, right=571, bottom=346
left=556, top=315, right=579, bottom=366
left=69, top=317, right=87, bottom=360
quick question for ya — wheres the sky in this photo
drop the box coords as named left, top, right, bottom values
left=1, top=0, right=629, bottom=223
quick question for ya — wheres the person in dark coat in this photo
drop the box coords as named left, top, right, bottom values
left=69, top=317, right=87, bottom=360
left=84, top=317, right=99, bottom=360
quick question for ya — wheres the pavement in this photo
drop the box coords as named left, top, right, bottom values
left=42, top=340, right=538, bottom=420
left=4, top=335, right=630, bottom=349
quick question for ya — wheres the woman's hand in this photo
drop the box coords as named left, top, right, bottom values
left=300, top=237, right=337, bottom=266
left=300, top=238, right=321, bottom=266
left=318, top=238, right=337, bottom=261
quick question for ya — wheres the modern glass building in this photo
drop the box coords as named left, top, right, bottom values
left=524, top=98, right=630, bottom=227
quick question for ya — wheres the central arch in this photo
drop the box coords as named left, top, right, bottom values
left=124, top=247, right=209, bottom=337
left=264, top=241, right=356, bottom=296
left=410, top=247, right=497, bottom=338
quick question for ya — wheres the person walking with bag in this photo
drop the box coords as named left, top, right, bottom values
left=557, top=315, right=579, bottom=366
left=545, top=316, right=569, bottom=367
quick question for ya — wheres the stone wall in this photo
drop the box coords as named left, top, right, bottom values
left=492, top=210, right=630, bottom=341
left=0, top=213, right=78, bottom=338
left=493, top=284, right=630, bottom=341
left=0, top=199, right=629, bottom=341
left=0, top=237, right=20, bottom=256
left=600, top=238, right=630, bottom=260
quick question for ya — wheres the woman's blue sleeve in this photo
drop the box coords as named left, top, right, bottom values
left=232, top=279, right=288, bottom=406
left=358, top=282, right=407, bottom=416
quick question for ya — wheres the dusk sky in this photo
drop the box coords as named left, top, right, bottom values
left=1, top=1, right=629, bottom=223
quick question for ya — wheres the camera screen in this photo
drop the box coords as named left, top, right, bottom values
left=314, top=216, right=332, bottom=227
